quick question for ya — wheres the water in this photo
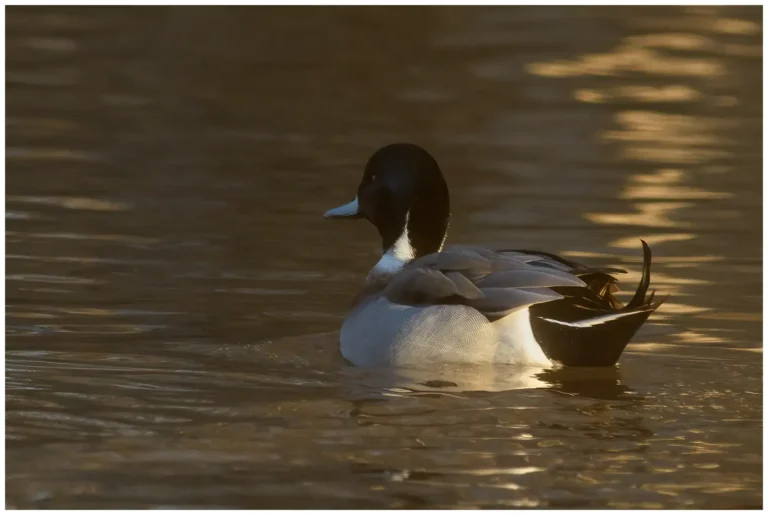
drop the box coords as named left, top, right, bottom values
left=5, top=6, right=762, bottom=509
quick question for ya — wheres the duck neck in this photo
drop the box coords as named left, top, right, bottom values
left=370, top=208, right=449, bottom=278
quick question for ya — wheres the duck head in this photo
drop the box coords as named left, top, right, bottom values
left=325, top=143, right=451, bottom=275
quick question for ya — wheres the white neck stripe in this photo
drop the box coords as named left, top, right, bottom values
left=370, top=210, right=414, bottom=276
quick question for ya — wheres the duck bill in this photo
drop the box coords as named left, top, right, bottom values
left=324, top=197, right=363, bottom=219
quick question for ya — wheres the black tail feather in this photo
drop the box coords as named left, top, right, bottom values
left=529, top=240, right=667, bottom=367
left=625, top=240, right=652, bottom=310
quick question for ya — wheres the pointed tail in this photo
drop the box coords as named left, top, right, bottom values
left=624, top=240, right=662, bottom=310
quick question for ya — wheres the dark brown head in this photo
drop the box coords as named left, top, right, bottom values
left=325, top=143, right=451, bottom=270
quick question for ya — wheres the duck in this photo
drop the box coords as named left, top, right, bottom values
left=324, top=143, right=665, bottom=368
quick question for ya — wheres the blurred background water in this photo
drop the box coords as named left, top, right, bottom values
left=5, top=5, right=762, bottom=509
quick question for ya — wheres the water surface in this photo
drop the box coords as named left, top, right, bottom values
left=6, top=6, right=762, bottom=509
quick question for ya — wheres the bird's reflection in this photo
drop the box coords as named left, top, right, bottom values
left=342, top=363, right=550, bottom=396
left=537, top=366, right=640, bottom=401
left=340, top=361, right=644, bottom=400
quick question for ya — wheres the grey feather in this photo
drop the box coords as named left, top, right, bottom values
left=384, top=268, right=457, bottom=304
left=405, top=253, right=440, bottom=269
left=434, top=251, right=490, bottom=271
left=518, top=287, right=565, bottom=299
left=476, top=269, right=586, bottom=289
left=489, top=256, right=531, bottom=271
left=499, top=251, right=547, bottom=263
left=407, top=249, right=490, bottom=272
left=444, top=271, right=484, bottom=299
left=385, top=245, right=583, bottom=315
left=468, top=287, right=562, bottom=316
left=527, top=260, right=576, bottom=273
left=447, top=244, right=500, bottom=259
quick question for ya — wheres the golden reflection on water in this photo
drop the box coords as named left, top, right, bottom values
left=526, top=35, right=723, bottom=78
left=18, top=36, right=78, bottom=53
left=6, top=68, right=79, bottom=87
left=585, top=202, right=691, bottom=228
left=676, top=331, right=726, bottom=345
left=603, top=111, right=732, bottom=164
left=7, top=230, right=154, bottom=245
left=705, top=17, right=760, bottom=35
left=526, top=10, right=759, bottom=343
left=610, top=234, right=694, bottom=249
left=7, top=195, right=130, bottom=211
left=6, top=147, right=100, bottom=162
left=619, top=169, right=732, bottom=200
left=6, top=116, right=80, bottom=136
left=575, top=84, right=700, bottom=104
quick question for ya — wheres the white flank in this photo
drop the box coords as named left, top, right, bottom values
left=371, top=211, right=415, bottom=276
left=540, top=309, right=652, bottom=328
left=495, top=307, right=552, bottom=367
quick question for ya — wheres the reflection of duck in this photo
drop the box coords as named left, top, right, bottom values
left=538, top=367, right=652, bottom=441
left=325, top=144, right=666, bottom=368
left=345, top=364, right=550, bottom=394
left=537, top=366, right=638, bottom=401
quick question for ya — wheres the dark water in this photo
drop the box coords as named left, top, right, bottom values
left=5, top=6, right=762, bottom=509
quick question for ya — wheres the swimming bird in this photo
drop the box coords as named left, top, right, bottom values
left=324, top=143, right=664, bottom=368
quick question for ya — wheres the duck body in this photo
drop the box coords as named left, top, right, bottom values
left=341, top=295, right=549, bottom=368
left=325, top=143, right=665, bottom=368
